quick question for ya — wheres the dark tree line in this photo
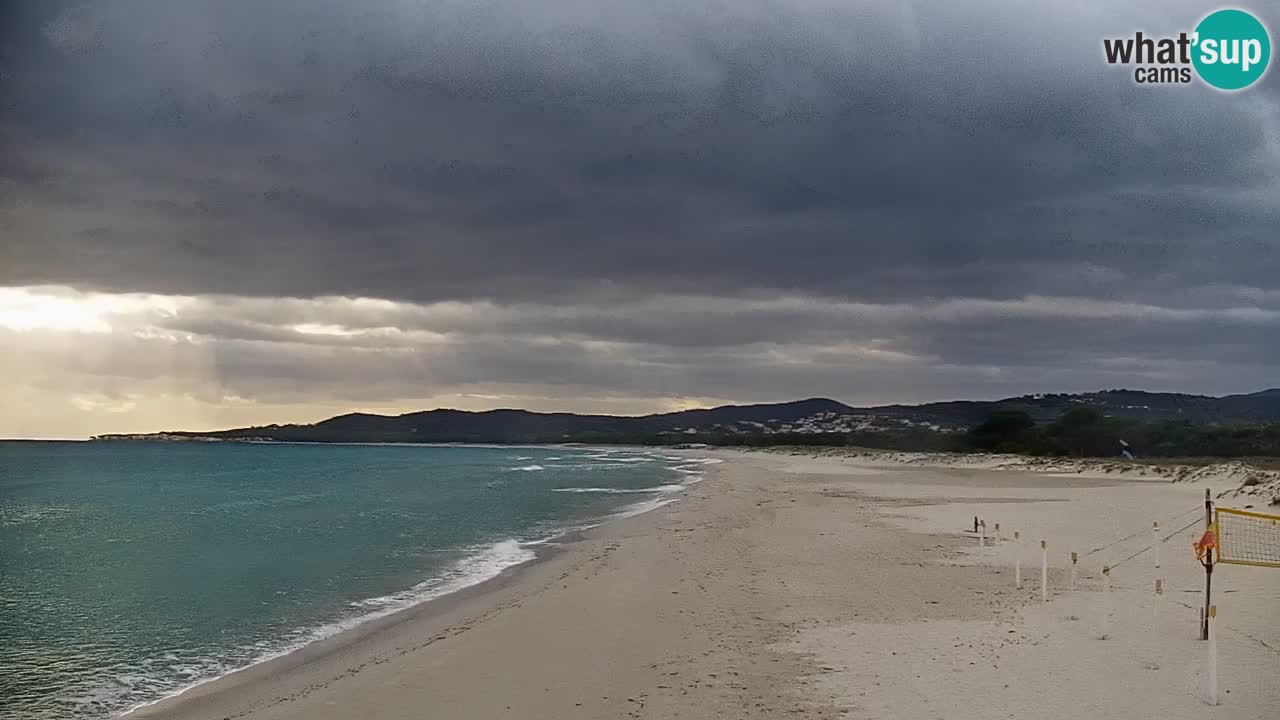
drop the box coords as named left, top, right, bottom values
left=672, top=407, right=1280, bottom=458
left=964, top=407, right=1280, bottom=458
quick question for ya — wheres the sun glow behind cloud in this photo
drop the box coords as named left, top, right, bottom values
left=0, top=287, right=188, bottom=334
left=0, top=287, right=115, bottom=333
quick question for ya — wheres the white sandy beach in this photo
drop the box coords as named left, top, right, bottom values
left=133, top=449, right=1280, bottom=720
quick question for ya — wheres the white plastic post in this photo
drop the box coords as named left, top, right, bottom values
left=1153, top=521, right=1161, bottom=569
left=1070, top=552, right=1078, bottom=591
left=1040, top=540, right=1048, bottom=602
left=1014, top=531, right=1022, bottom=588
left=1099, top=565, right=1112, bottom=639
left=1206, top=605, right=1219, bottom=705
left=1153, top=578, right=1163, bottom=625
left=1147, top=578, right=1165, bottom=671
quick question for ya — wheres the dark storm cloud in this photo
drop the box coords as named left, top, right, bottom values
left=128, top=292, right=1279, bottom=399
left=4, top=0, right=1277, bottom=306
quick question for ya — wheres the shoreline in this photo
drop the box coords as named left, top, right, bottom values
left=122, top=453, right=704, bottom=719
left=118, top=540, right=550, bottom=718
left=124, top=538, right=569, bottom=718
left=128, top=449, right=1280, bottom=720
left=127, top=495, right=698, bottom=720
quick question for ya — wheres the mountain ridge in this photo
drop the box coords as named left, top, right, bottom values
left=91, top=389, right=1280, bottom=444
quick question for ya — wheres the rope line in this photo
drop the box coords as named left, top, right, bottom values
left=1080, top=527, right=1148, bottom=558
left=1168, top=599, right=1279, bottom=654
left=1110, top=515, right=1203, bottom=570
left=1080, top=505, right=1201, bottom=560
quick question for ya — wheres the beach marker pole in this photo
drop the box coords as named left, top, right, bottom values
left=1099, top=565, right=1111, bottom=639
left=1014, top=531, right=1022, bottom=588
left=995, top=522, right=1001, bottom=543
left=1143, top=578, right=1165, bottom=671
left=1206, top=605, right=1219, bottom=705
left=1040, top=540, right=1048, bottom=602
left=1070, top=552, right=1078, bottom=591
left=979, top=520, right=986, bottom=548
left=1153, top=578, right=1163, bottom=625
left=1153, top=521, right=1161, bottom=569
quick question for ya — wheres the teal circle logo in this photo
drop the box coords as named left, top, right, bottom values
left=1192, top=9, right=1271, bottom=90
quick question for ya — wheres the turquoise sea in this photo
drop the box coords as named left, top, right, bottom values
left=0, top=442, right=709, bottom=719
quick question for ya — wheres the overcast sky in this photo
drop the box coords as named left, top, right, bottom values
left=2, top=1, right=1278, bottom=438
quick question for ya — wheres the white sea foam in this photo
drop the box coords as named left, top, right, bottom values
left=548, top=456, right=673, bottom=470
left=506, top=464, right=544, bottom=472
left=686, top=457, right=723, bottom=465
left=575, top=451, right=655, bottom=463
left=663, top=457, right=721, bottom=482
left=614, top=496, right=678, bottom=519
left=120, top=539, right=535, bottom=718
left=552, top=484, right=685, bottom=495
left=345, top=539, right=535, bottom=611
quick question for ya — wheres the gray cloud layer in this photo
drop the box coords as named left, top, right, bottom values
left=2, top=1, right=1278, bottom=433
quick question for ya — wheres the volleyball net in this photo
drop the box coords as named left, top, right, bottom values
left=1215, top=507, right=1280, bottom=569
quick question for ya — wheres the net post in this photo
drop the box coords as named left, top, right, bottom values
left=979, top=520, right=986, bottom=548
left=1202, top=489, right=1214, bottom=641
left=1070, top=551, right=1077, bottom=591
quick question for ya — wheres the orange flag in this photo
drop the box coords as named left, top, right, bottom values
left=1194, top=522, right=1218, bottom=561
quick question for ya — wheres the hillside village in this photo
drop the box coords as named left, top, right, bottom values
left=669, top=411, right=955, bottom=436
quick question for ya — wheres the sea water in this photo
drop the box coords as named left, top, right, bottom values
left=0, top=442, right=712, bottom=719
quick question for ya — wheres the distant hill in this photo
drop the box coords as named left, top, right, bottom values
left=866, top=388, right=1280, bottom=427
left=91, top=389, right=1280, bottom=445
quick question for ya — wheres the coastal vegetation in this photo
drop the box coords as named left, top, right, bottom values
left=703, top=407, right=1280, bottom=459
